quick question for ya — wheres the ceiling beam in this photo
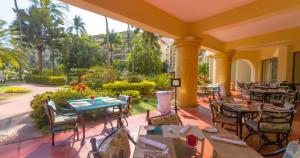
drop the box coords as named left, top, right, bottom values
left=189, top=0, right=300, bottom=33
left=224, top=27, right=300, bottom=50
left=61, top=0, right=188, bottom=38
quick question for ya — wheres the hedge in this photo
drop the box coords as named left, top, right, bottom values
left=103, top=81, right=155, bottom=95
left=26, top=75, right=66, bottom=86
left=4, top=87, right=30, bottom=93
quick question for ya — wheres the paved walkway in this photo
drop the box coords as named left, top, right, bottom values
left=0, top=83, right=58, bottom=145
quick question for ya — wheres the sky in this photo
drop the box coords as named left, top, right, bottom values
left=0, top=0, right=129, bottom=35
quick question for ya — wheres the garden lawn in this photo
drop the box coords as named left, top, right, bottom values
left=0, top=85, right=8, bottom=93
left=130, top=96, right=157, bottom=115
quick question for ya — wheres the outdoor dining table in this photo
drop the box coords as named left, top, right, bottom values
left=249, top=88, right=287, bottom=103
left=221, top=101, right=278, bottom=139
left=67, top=97, right=126, bottom=145
left=133, top=125, right=263, bottom=158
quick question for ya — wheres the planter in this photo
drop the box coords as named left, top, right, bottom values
left=156, top=91, right=172, bottom=114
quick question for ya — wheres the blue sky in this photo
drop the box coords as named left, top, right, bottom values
left=0, top=0, right=128, bottom=35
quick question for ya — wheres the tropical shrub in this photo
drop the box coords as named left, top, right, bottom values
left=122, top=90, right=140, bottom=98
left=125, top=73, right=145, bottom=83
left=26, top=75, right=66, bottom=85
left=103, top=81, right=155, bottom=95
left=149, top=73, right=171, bottom=90
left=4, top=87, right=30, bottom=93
left=84, top=66, right=119, bottom=89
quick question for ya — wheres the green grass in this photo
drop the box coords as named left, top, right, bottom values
left=130, top=95, right=157, bottom=115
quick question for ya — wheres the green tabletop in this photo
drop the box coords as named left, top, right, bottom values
left=67, top=97, right=126, bottom=112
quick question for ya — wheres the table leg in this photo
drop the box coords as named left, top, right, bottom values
left=239, top=113, right=243, bottom=140
left=80, top=112, right=85, bottom=146
left=117, top=105, right=123, bottom=128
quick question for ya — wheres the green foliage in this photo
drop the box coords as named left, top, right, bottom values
left=126, top=31, right=163, bottom=75
left=198, top=62, right=211, bottom=85
left=125, top=73, right=145, bottom=83
left=64, top=34, right=106, bottom=73
left=149, top=73, right=171, bottom=90
left=103, top=81, right=155, bottom=95
left=122, top=90, right=140, bottom=98
left=84, top=66, right=119, bottom=89
left=26, top=75, right=66, bottom=85
left=130, top=96, right=157, bottom=115
left=4, top=87, right=30, bottom=93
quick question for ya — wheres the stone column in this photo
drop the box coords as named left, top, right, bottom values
left=174, top=37, right=201, bottom=108
left=212, top=52, right=234, bottom=95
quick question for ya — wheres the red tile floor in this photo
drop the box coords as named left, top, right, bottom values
left=0, top=97, right=299, bottom=158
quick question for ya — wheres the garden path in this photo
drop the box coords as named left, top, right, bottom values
left=0, top=83, right=58, bottom=145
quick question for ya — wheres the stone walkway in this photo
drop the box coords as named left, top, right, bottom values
left=0, top=83, right=58, bottom=145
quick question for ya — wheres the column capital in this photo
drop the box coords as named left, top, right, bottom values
left=174, top=36, right=202, bottom=48
left=212, top=51, right=234, bottom=58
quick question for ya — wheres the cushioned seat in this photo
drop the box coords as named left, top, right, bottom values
left=150, top=114, right=181, bottom=126
left=54, top=115, right=78, bottom=125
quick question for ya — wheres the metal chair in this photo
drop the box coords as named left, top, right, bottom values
left=250, top=90, right=264, bottom=102
left=209, top=98, right=239, bottom=135
left=269, top=93, right=285, bottom=106
left=88, top=127, right=136, bottom=158
left=44, top=97, right=79, bottom=146
left=244, top=108, right=294, bottom=156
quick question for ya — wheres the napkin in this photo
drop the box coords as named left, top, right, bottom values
left=210, top=136, right=247, bottom=146
left=178, top=125, right=190, bottom=135
left=139, top=137, right=168, bottom=150
left=71, top=101, right=91, bottom=107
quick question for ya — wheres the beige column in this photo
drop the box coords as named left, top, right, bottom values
left=174, top=37, right=201, bottom=108
left=212, top=52, right=234, bottom=95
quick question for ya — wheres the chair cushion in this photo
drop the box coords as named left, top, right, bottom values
left=97, top=128, right=131, bottom=158
left=215, top=114, right=237, bottom=125
left=54, top=115, right=77, bottom=125
left=246, top=120, right=290, bottom=133
left=283, top=141, right=300, bottom=158
left=150, top=114, right=180, bottom=126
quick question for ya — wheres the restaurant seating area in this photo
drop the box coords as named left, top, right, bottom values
left=0, top=88, right=299, bottom=158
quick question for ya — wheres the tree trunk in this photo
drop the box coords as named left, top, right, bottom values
left=52, top=52, right=55, bottom=75
left=146, top=32, right=151, bottom=74
left=105, top=16, right=111, bottom=65
left=14, top=0, right=22, bottom=38
left=37, top=46, right=43, bottom=74
left=127, top=24, right=134, bottom=72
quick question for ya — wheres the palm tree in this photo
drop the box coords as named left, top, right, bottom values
left=67, top=15, right=86, bottom=35
left=142, top=31, right=160, bottom=74
left=17, top=0, right=67, bottom=74
left=102, top=30, right=121, bottom=65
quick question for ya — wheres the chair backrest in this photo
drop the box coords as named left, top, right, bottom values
left=119, top=95, right=131, bottom=114
left=258, top=109, right=294, bottom=133
left=250, top=90, right=263, bottom=101
left=269, top=93, right=285, bottom=104
left=44, top=96, right=57, bottom=124
left=209, top=98, right=220, bottom=122
left=89, top=127, right=135, bottom=158
left=285, top=91, right=298, bottom=104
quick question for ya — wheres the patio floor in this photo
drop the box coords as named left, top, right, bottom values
left=0, top=98, right=299, bottom=158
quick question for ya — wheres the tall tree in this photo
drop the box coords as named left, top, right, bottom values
left=142, top=31, right=160, bottom=74
left=67, top=15, right=86, bottom=35
left=104, top=16, right=111, bottom=65
left=16, top=0, right=67, bottom=74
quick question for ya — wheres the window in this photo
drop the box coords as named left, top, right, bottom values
left=262, top=58, right=278, bottom=83
left=293, top=52, right=300, bottom=84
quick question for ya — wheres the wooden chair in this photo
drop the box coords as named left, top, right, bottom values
left=146, top=106, right=183, bottom=126
left=88, top=127, right=136, bottom=158
left=209, top=98, right=239, bottom=135
left=44, top=96, right=79, bottom=146
left=244, top=108, right=294, bottom=156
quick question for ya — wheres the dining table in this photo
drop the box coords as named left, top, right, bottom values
left=67, top=97, right=126, bottom=145
left=133, top=125, right=263, bottom=158
left=221, top=101, right=280, bottom=139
